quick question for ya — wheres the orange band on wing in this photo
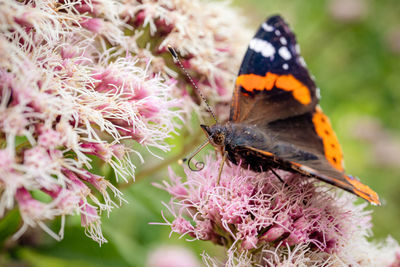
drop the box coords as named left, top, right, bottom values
left=312, top=107, right=344, bottom=171
left=275, top=75, right=311, bottom=105
left=236, top=73, right=278, bottom=91
left=235, top=73, right=311, bottom=105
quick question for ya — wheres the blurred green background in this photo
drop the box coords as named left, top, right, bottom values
left=2, top=0, right=400, bottom=266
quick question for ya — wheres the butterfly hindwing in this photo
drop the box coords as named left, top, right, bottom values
left=238, top=142, right=379, bottom=205
left=264, top=107, right=344, bottom=171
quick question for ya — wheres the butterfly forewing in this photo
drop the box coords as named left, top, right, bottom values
left=230, top=15, right=318, bottom=125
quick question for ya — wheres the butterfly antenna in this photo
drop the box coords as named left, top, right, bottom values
left=182, top=139, right=210, bottom=171
left=167, top=45, right=218, bottom=123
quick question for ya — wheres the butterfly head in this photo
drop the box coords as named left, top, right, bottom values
left=200, top=124, right=227, bottom=147
left=182, top=124, right=227, bottom=172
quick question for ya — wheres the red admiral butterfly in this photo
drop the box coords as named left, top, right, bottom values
left=172, top=15, right=380, bottom=205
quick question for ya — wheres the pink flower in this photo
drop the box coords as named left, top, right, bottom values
left=80, top=142, right=114, bottom=162
left=0, top=0, right=183, bottom=245
left=121, top=0, right=252, bottom=122
left=147, top=246, right=201, bottom=267
left=80, top=18, right=103, bottom=33
left=390, top=251, right=400, bottom=267
left=80, top=201, right=99, bottom=228
left=38, top=128, right=63, bottom=148
left=328, top=0, right=368, bottom=22
left=171, top=217, right=195, bottom=237
left=159, top=154, right=400, bottom=266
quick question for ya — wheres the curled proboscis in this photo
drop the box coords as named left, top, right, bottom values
left=186, top=157, right=205, bottom=171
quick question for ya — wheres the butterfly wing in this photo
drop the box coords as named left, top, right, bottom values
left=229, top=15, right=380, bottom=205
left=259, top=109, right=380, bottom=205
left=238, top=144, right=380, bottom=206
left=230, top=15, right=319, bottom=125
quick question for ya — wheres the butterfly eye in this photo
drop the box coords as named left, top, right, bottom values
left=213, top=132, right=225, bottom=146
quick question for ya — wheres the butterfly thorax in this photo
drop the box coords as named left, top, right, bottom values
left=201, top=123, right=264, bottom=148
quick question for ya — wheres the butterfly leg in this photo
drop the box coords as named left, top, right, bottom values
left=269, top=168, right=285, bottom=184
left=216, top=151, right=228, bottom=185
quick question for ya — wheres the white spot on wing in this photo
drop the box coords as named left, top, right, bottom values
left=275, top=30, right=281, bottom=36
left=299, top=57, right=307, bottom=67
left=278, top=46, right=292, bottom=60
left=261, top=22, right=274, bottom=32
left=280, top=37, right=287, bottom=45
left=311, top=74, right=316, bottom=81
left=249, top=38, right=275, bottom=58
left=316, top=87, right=321, bottom=99
left=282, top=63, right=289, bottom=70
left=295, top=44, right=301, bottom=53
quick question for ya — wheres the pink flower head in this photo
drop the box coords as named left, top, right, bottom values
left=121, top=0, right=252, bottom=122
left=133, top=10, right=146, bottom=27
left=15, top=188, right=48, bottom=221
left=147, top=246, right=201, bottom=267
left=60, top=45, right=79, bottom=60
left=13, top=12, right=34, bottom=29
left=390, top=251, right=400, bottom=267
left=38, top=128, right=63, bottom=148
left=328, top=0, right=368, bottom=22
left=23, top=147, right=63, bottom=180
left=0, top=149, right=14, bottom=172
left=91, top=68, right=123, bottom=93
left=171, top=216, right=195, bottom=237
left=80, top=142, right=113, bottom=162
left=80, top=201, right=99, bottom=228
left=159, top=154, right=400, bottom=265
left=75, top=3, right=95, bottom=15
left=154, top=18, right=174, bottom=35
left=80, top=18, right=103, bottom=33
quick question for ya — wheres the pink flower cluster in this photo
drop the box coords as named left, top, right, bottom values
left=147, top=245, right=201, bottom=267
left=161, top=156, right=352, bottom=253
left=0, top=0, right=184, bottom=244
left=159, top=155, right=400, bottom=266
left=121, top=0, right=251, bottom=122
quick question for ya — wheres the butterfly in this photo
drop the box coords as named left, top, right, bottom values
left=170, top=15, right=380, bottom=205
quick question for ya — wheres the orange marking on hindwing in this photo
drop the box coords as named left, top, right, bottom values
left=312, top=107, right=344, bottom=171
left=235, top=73, right=311, bottom=105
left=345, top=175, right=381, bottom=205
